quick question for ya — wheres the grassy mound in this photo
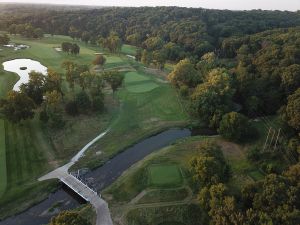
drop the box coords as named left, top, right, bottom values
left=148, top=164, right=183, bottom=187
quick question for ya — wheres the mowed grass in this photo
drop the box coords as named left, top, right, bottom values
left=121, top=44, right=137, bottom=55
left=125, top=71, right=159, bottom=93
left=127, top=82, right=159, bottom=93
left=0, top=119, right=6, bottom=198
left=148, top=164, right=183, bottom=187
left=125, top=71, right=150, bottom=83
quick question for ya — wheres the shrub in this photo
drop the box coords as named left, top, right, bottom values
left=65, top=100, right=79, bottom=116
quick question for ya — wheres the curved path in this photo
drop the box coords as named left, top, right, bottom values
left=39, top=129, right=113, bottom=225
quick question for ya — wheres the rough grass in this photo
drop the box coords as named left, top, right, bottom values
left=137, top=188, right=188, bottom=204
left=126, top=204, right=207, bottom=225
left=148, top=164, right=183, bottom=187
left=0, top=119, right=6, bottom=198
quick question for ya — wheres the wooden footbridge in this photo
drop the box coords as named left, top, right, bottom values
left=39, top=166, right=113, bottom=225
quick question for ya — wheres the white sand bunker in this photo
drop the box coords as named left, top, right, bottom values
left=54, top=47, right=62, bottom=52
left=4, top=43, right=29, bottom=51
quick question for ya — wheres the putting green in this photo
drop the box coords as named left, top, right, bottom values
left=121, top=44, right=137, bottom=55
left=125, top=72, right=159, bottom=93
left=0, top=119, right=7, bottom=198
left=148, top=164, right=183, bottom=187
left=127, top=82, right=159, bottom=93
left=125, top=71, right=150, bottom=84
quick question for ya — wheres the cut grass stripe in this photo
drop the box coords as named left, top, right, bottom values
left=0, top=119, right=7, bottom=197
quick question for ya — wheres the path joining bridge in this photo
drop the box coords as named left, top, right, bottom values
left=39, top=166, right=113, bottom=225
left=38, top=129, right=113, bottom=225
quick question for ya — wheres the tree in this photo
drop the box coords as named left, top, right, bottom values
left=79, top=71, right=95, bottom=90
left=20, top=71, right=46, bottom=106
left=103, top=71, right=124, bottom=93
left=75, top=91, right=91, bottom=113
left=218, top=112, right=253, bottom=142
left=81, top=31, right=91, bottom=44
left=65, top=100, right=79, bottom=116
left=45, top=90, right=62, bottom=112
left=45, top=69, right=63, bottom=95
left=152, top=50, right=167, bottom=70
left=141, top=50, right=152, bottom=66
left=281, top=64, right=300, bottom=95
left=0, top=91, right=36, bottom=123
left=50, top=211, right=91, bottom=225
left=34, top=28, right=44, bottom=38
left=100, top=32, right=122, bottom=53
left=189, top=141, right=229, bottom=187
left=285, top=88, right=300, bottom=130
left=69, top=26, right=80, bottom=40
left=61, top=61, right=77, bottom=90
left=0, top=34, right=10, bottom=45
left=93, top=55, right=106, bottom=68
left=191, top=68, right=235, bottom=128
left=168, top=59, right=199, bottom=87
left=71, top=43, right=80, bottom=55
left=143, top=36, right=164, bottom=51
left=61, top=42, right=73, bottom=54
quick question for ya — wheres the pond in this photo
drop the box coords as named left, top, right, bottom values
left=0, top=128, right=191, bottom=225
left=2, top=59, right=47, bottom=91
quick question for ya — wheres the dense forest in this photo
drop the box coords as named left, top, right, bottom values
left=1, top=6, right=300, bottom=61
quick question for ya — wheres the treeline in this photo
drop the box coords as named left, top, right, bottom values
left=1, top=7, right=300, bottom=61
left=8, top=23, right=44, bottom=38
left=189, top=141, right=300, bottom=225
left=169, top=27, right=300, bottom=165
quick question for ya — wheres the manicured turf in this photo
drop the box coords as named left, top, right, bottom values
left=0, top=119, right=6, bottom=198
left=148, top=164, right=183, bottom=187
left=124, top=71, right=159, bottom=93
left=125, top=71, right=150, bottom=84
left=121, top=44, right=137, bottom=56
left=127, top=82, right=159, bottom=93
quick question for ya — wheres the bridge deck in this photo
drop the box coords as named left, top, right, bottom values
left=39, top=169, right=113, bottom=225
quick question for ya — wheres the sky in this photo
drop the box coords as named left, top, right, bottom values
left=0, top=0, right=299, bottom=11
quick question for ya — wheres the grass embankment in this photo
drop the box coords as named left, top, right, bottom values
left=103, top=135, right=265, bottom=225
